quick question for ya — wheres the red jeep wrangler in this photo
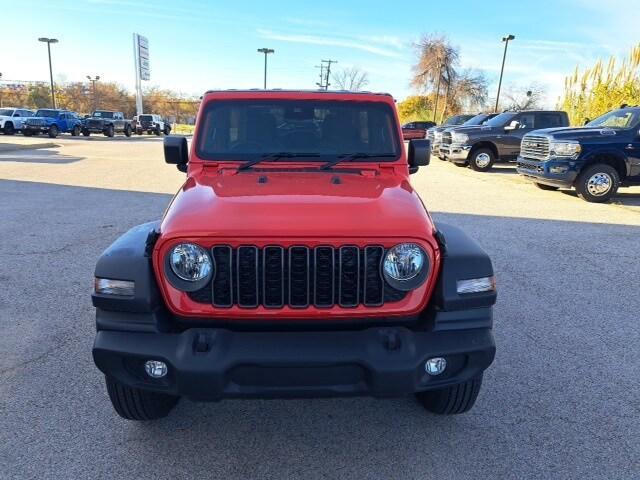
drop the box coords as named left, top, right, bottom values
left=92, top=90, right=497, bottom=421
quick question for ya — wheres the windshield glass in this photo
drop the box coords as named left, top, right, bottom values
left=139, top=115, right=153, bottom=121
left=93, top=111, right=114, bottom=119
left=587, top=109, right=640, bottom=129
left=35, top=110, right=58, bottom=118
left=485, top=112, right=517, bottom=127
left=0, top=109, right=15, bottom=116
left=196, top=100, right=401, bottom=161
left=463, top=114, right=491, bottom=126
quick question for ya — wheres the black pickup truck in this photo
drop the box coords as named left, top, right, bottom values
left=82, top=110, right=133, bottom=137
left=440, top=110, right=569, bottom=171
left=517, top=106, right=640, bottom=202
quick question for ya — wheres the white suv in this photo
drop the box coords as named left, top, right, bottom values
left=0, top=107, right=35, bottom=135
left=135, top=114, right=171, bottom=135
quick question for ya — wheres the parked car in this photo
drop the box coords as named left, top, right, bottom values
left=0, top=107, right=35, bottom=135
left=434, top=113, right=498, bottom=160
left=82, top=110, right=133, bottom=137
left=402, top=121, right=436, bottom=140
left=22, top=109, right=83, bottom=138
left=135, top=114, right=171, bottom=135
left=91, top=89, right=497, bottom=421
left=426, top=114, right=476, bottom=156
left=440, top=110, right=570, bottom=171
left=517, top=105, right=640, bottom=202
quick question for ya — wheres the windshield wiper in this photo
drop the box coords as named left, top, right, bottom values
left=319, top=153, right=396, bottom=170
left=237, top=152, right=320, bottom=171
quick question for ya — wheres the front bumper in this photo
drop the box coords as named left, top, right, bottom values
left=516, top=156, right=579, bottom=188
left=93, top=326, right=495, bottom=400
left=440, top=144, right=471, bottom=163
left=83, top=125, right=106, bottom=133
left=23, top=125, right=50, bottom=133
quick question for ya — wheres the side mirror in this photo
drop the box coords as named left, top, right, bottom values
left=164, top=135, right=189, bottom=172
left=84, top=114, right=90, bottom=119
left=584, top=118, right=591, bottom=126
left=504, top=120, right=520, bottom=131
left=408, top=139, right=430, bottom=174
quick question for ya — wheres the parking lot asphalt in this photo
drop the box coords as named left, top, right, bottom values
left=1, top=136, right=639, bottom=479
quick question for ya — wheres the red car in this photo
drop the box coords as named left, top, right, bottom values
left=402, top=120, right=436, bottom=140
left=92, top=90, right=497, bottom=420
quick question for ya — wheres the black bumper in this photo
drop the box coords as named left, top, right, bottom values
left=93, top=326, right=495, bottom=401
left=83, top=126, right=106, bottom=133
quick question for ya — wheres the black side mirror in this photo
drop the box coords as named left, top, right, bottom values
left=408, top=139, right=430, bottom=174
left=164, top=135, right=189, bottom=172
left=583, top=118, right=590, bottom=126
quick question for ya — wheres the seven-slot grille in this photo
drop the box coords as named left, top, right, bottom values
left=520, top=135, right=550, bottom=160
left=187, top=245, right=406, bottom=309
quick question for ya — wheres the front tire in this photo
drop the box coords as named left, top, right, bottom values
left=4, top=122, right=15, bottom=135
left=105, top=125, right=115, bottom=137
left=124, top=125, right=132, bottom=137
left=469, top=148, right=495, bottom=172
left=155, top=125, right=162, bottom=136
left=534, top=182, right=559, bottom=191
left=575, top=163, right=620, bottom=203
left=82, top=129, right=90, bottom=137
left=23, top=129, right=33, bottom=137
left=415, top=375, right=483, bottom=415
left=48, top=125, right=59, bottom=138
left=105, top=377, right=179, bottom=421
left=71, top=125, right=80, bottom=137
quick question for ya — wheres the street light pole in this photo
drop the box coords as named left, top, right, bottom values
left=495, top=34, right=515, bottom=112
left=257, top=48, right=274, bottom=89
left=86, top=75, right=100, bottom=111
left=38, top=37, right=59, bottom=108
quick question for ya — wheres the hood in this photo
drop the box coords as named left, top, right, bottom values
left=530, top=126, right=623, bottom=141
left=160, top=169, right=434, bottom=240
left=0, top=115, right=11, bottom=122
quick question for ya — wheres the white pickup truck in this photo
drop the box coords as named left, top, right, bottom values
left=0, top=107, right=35, bottom=135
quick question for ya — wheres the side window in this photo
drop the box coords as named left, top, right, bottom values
left=537, top=113, right=562, bottom=129
left=517, top=113, right=535, bottom=129
left=13, top=111, right=20, bottom=117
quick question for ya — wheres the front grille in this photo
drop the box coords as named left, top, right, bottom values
left=26, top=119, right=44, bottom=126
left=441, top=131, right=452, bottom=145
left=188, top=245, right=407, bottom=309
left=88, top=119, right=103, bottom=128
left=521, top=135, right=550, bottom=160
left=517, top=161, right=544, bottom=173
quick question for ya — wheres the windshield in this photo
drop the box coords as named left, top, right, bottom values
left=485, top=112, right=517, bottom=127
left=0, top=109, right=15, bottom=116
left=463, top=114, right=491, bottom=126
left=587, top=109, right=640, bottom=129
left=93, top=111, right=114, bottom=119
left=35, top=110, right=58, bottom=118
left=196, top=100, right=401, bottom=161
left=443, top=115, right=473, bottom=126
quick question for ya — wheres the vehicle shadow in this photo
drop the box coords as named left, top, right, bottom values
left=0, top=149, right=83, bottom=164
left=560, top=189, right=640, bottom=207
left=489, top=165, right=518, bottom=174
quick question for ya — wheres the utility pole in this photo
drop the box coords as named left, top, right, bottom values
left=86, top=75, right=100, bottom=111
left=38, top=37, right=59, bottom=108
left=495, top=34, right=515, bottom=112
left=257, top=48, right=275, bottom=89
left=0, top=72, right=3, bottom=108
left=319, top=60, right=338, bottom=90
left=315, top=64, right=326, bottom=89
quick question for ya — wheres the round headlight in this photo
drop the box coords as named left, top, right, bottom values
left=168, top=243, right=213, bottom=284
left=383, top=243, right=429, bottom=291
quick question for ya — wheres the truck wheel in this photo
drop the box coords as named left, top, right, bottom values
left=4, top=122, right=15, bottom=135
left=23, top=129, right=33, bottom=137
left=164, top=125, right=171, bottom=135
left=124, top=125, right=132, bottom=137
left=105, top=377, right=179, bottom=421
left=82, top=129, right=90, bottom=137
left=469, top=148, right=495, bottom=172
left=48, top=125, right=59, bottom=138
left=415, top=375, right=483, bottom=415
left=575, top=163, right=620, bottom=203
left=155, top=125, right=162, bottom=136
left=105, top=125, right=115, bottom=137
left=71, top=125, right=80, bottom=137
left=534, top=182, right=559, bottom=191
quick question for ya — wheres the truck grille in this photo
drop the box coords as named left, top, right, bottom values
left=441, top=131, right=452, bottom=145
left=521, top=135, right=550, bottom=160
left=188, top=245, right=407, bottom=309
left=87, top=119, right=103, bottom=128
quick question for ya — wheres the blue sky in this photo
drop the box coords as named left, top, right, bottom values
left=1, top=0, right=636, bottom=107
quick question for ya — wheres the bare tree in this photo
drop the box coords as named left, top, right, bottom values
left=440, top=69, right=488, bottom=120
left=503, top=83, right=546, bottom=110
left=412, top=34, right=459, bottom=120
left=331, top=67, right=370, bottom=91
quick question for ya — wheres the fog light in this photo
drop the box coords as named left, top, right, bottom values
left=144, top=360, right=168, bottom=378
left=425, top=357, right=447, bottom=376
